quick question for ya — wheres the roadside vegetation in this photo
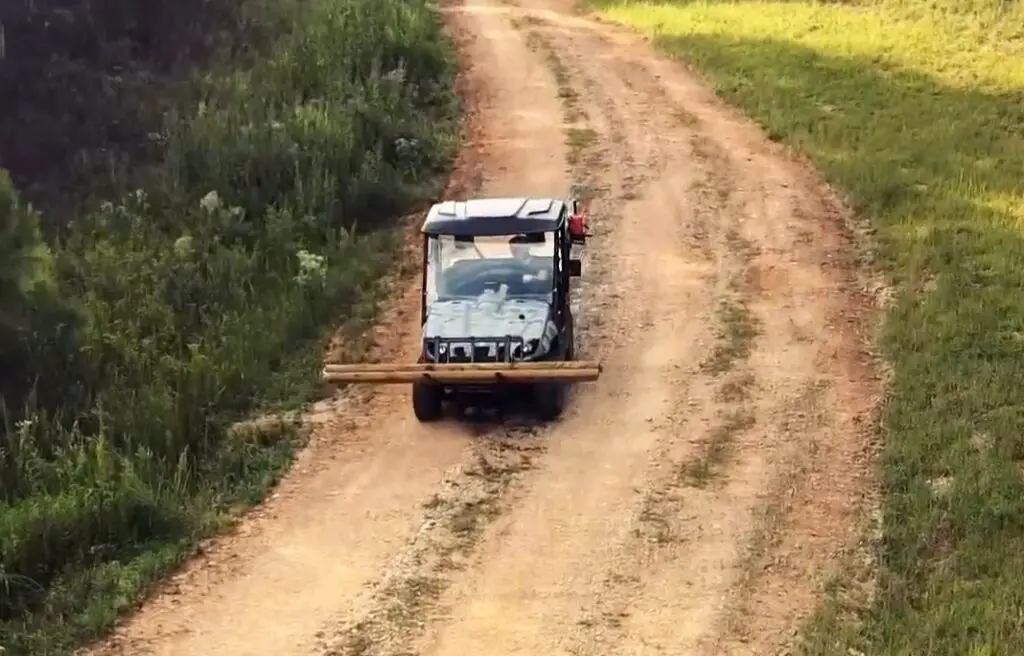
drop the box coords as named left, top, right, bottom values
left=0, top=0, right=460, bottom=652
left=583, top=0, right=1024, bottom=652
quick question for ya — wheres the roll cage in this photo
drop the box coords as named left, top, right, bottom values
left=418, top=198, right=587, bottom=327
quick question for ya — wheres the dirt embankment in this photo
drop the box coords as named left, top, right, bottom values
left=81, top=1, right=880, bottom=655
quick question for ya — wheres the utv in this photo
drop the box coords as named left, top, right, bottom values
left=322, top=196, right=601, bottom=423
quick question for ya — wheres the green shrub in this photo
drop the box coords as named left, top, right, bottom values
left=0, top=173, right=82, bottom=421
left=0, top=0, right=460, bottom=651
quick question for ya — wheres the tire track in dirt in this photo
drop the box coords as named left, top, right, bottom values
left=589, top=23, right=880, bottom=655
left=507, top=15, right=765, bottom=655
left=406, top=4, right=747, bottom=654
left=511, top=5, right=880, bottom=654
left=409, top=3, right=879, bottom=655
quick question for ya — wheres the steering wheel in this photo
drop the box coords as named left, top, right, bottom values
left=445, top=262, right=533, bottom=297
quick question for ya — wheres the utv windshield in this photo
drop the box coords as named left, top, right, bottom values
left=425, top=232, right=556, bottom=304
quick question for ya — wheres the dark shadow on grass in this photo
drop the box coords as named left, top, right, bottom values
left=628, top=27, right=1024, bottom=653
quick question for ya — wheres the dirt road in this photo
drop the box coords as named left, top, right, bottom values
left=83, top=1, right=880, bottom=655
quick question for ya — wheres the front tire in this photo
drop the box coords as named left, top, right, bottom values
left=535, top=311, right=575, bottom=421
left=412, top=382, right=444, bottom=422
left=535, top=381, right=567, bottom=421
left=565, top=309, right=576, bottom=361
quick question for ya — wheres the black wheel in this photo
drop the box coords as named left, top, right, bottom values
left=412, top=381, right=444, bottom=422
left=565, top=309, right=576, bottom=361
left=535, top=381, right=567, bottom=421
left=535, top=311, right=575, bottom=421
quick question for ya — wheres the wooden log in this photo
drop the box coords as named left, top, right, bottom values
left=322, top=360, right=600, bottom=373
left=321, top=364, right=601, bottom=385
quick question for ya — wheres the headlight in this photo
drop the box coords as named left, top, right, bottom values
left=521, top=339, right=543, bottom=358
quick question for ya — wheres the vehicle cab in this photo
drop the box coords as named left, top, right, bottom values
left=418, top=197, right=585, bottom=365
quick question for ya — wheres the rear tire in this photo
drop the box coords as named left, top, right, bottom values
left=412, top=382, right=444, bottom=422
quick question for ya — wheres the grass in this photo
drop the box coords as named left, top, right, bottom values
left=519, top=17, right=586, bottom=120
left=701, top=227, right=759, bottom=375
left=322, top=440, right=542, bottom=656
left=567, top=128, right=600, bottom=165
left=0, top=0, right=460, bottom=652
left=700, top=297, right=758, bottom=374
left=514, top=18, right=602, bottom=202
left=679, top=409, right=756, bottom=487
left=583, top=0, right=1024, bottom=652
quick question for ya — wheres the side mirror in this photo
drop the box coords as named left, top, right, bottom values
left=569, top=259, right=582, bottom=277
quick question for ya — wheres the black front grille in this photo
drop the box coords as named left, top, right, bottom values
left=450, top=344, right=512, bottom=362
left=425, top=337, right=525, bottom=363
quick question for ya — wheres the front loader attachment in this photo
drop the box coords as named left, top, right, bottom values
left=322, top=360, right=602, bottom=385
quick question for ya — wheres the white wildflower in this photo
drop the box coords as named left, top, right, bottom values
left=295, top=249, right=327, bottom=285
left=200, top=190, right=222, bottom=214
left=173, top=235, right=194, bottom=257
